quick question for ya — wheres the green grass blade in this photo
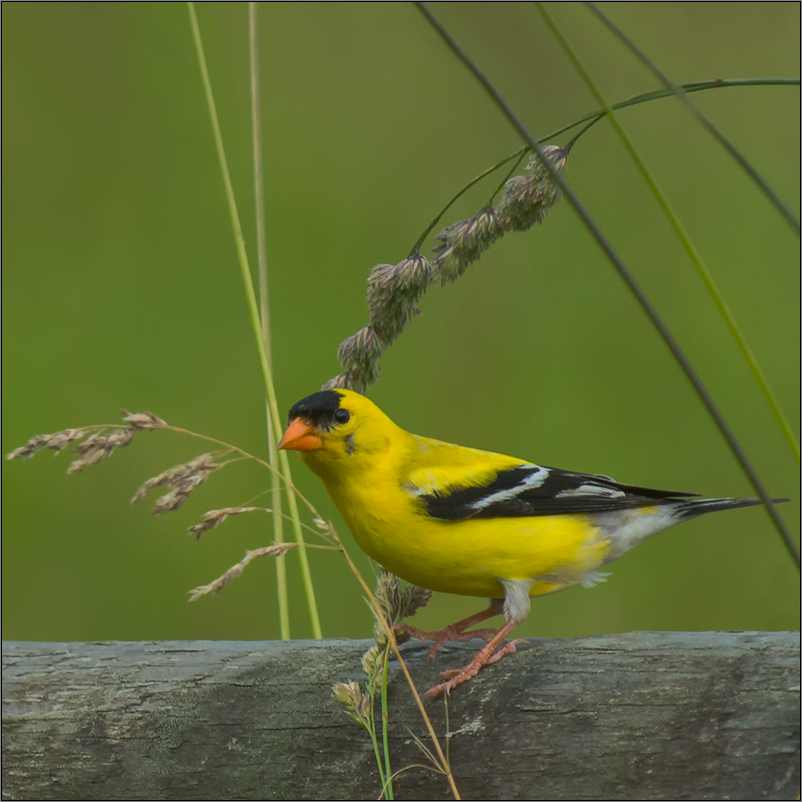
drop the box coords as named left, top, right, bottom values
left=381, top=644, right=394, bottom=799
left=540, top=78, right=801, bottom=144
left=415, top=1, right=799, bottom=567
left=585, top=2, right=800, bottom=236
left=188, top=2, right=323, bottom=636
left=536, top=4, right=800, bottom=464
left=249, top=3, right=290, bottom=641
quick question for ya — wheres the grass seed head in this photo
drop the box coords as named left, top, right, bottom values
left=401, top=583, right=433, bottom=619
left=320, top=373, right=350, bottom=391
left=188, top=506, right=262, bottom=540
left=325, top=254, right=434, bottom=394
left=374, top=570, right=403, bottom=625
left=6, top=428, right=87, bottom=461
left=367, top=264, right=416, bottom=345
left=336, top=326, right=384, bottom=393
left=188, top=543, right=295, bottom=601
left=371, top=571, right=432, bottom=645
left=432, top=208, right=503, bottom=285
left=131, top=453, right=219, bottom=511
left=498, top=145, right=567, bottom=232
left=331, top=681, right=369, bottom=727
left=68, top=428, right=136, bottom=473
left=361, top=643, right=385, bottom=684
left=367, top=252, right=434, bottom=346
left=121, top=411, right=167, bottom=429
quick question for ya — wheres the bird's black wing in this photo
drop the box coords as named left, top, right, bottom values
left=410, top=463, right=699, bottom=521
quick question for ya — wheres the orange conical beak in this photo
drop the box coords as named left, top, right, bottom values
left=278, top=418, right=324, bottom=452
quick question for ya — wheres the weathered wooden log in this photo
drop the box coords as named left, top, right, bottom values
left=2, top=632, right=799, bottom=800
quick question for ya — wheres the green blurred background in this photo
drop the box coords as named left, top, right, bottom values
left=3, top=3, right=799, bottom=644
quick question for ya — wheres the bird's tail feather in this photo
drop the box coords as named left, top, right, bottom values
left=674, top=496, right=790, bottom=520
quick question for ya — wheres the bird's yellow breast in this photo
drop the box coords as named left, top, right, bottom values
left=316, top=462, right=612, bottom=599
left=296, top=409, right=613, bottom=599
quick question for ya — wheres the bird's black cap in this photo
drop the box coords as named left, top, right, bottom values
left=287, top=390, right=344, bottom=428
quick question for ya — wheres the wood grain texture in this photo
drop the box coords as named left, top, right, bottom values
left=3, top=632, right=799, bottom=800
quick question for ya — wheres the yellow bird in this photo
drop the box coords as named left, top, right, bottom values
left=279, top=388, right=785, bottom=697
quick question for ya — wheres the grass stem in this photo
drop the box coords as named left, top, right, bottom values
left=380, top=644, right=394, bottom=799
left=337, top=541, right=461, bottom=799
left=415, top=1, right=799, bottom=568
left=585, top=2, right=800, bottom=235
left=188, top=2, right=323, bottom=635
left=248, top=2, right=290, bottom=640
left=536, top=5, right=800, bottom=463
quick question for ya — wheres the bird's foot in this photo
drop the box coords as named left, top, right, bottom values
left=395, top=600, right=503, bottom=661
left=423, top=637, right=525, bottom=698
left=395, top=622, right=499, bottom=661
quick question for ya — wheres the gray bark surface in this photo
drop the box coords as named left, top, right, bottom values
left=2, top=632, right=799, bottom=800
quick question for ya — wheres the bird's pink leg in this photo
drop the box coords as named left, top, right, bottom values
left=423, top=619, right=525, bottom=698
left=395, top=598, right=504, bottom=661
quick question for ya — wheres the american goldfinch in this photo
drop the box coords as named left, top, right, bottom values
left=279, top=388, right=786, bottom=697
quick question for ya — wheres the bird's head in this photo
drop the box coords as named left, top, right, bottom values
left=278, top=389, right=403, bottom=478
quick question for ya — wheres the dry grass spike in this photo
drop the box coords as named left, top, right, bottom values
left=323, top=145, right=567, bottom=393
left=188, top=505, right=265, bottom=541
left=188, top=543, right=298, bottom=600
left=131, top=453, right=220, bottom=513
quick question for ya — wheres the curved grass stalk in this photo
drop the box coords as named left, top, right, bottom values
left=181, top=16, right=456, bottom=793
left=35, top=412, right=458, bottom=797
left=417, top=78, right=799, bottom=268
left=335, top=537, right=461, bottom=800
left=188, top=2, right=322, bottom=637
left=539, top=77, right=801, bottom=145
left=171, top=426, right=460, bottom=796
left=410, top=151, right=526, bottom=253
left=585, top=2, right=800, bottom=236
left=415, top=2, right=799, bottom=567
left=535, top=4, right=800, bottom=464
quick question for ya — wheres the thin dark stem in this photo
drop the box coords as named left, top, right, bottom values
left=585, top=2, right=800, bottom=235
left=563, top=115, right=603, bottom=153
left=541, top=78, right=800, bottom=145
left=414, top=2, right=799, bottom=567
left=410, top=151, right=524, bottom=254
left=487, top=150, right=527, bottom=206
left=413, top=77, right=798, bottom=254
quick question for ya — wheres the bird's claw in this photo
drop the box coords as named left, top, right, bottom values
left=422, top=638, right=525, bottom=698
left=395, top=622, right=499, bottom=661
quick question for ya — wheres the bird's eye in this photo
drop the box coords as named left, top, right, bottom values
left=334, top=409, right=350, bottom=424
